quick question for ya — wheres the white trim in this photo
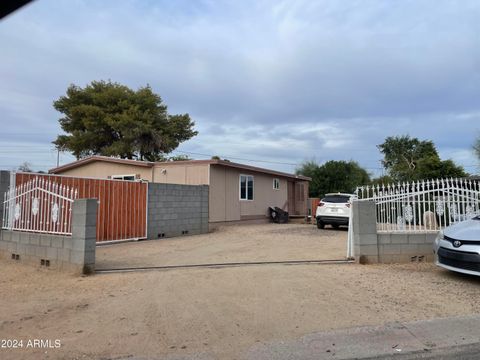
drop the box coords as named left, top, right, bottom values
left=21, top=171, right=140, bottom=183
left=7, top=187, right=75, bottom=202
left=239, top=174, right=254, bottom=201
left=273, top=178, right=280, bottom=190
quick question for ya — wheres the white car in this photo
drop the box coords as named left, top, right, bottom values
left=315, top=193, right=355, bottom=229
left=434, top=215, right=480, bottom=276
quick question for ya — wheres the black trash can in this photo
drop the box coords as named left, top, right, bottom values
left=269, top=206, right=289, bottom=224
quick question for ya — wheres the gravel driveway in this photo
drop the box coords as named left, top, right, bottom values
left=96, top=223, right=348, bottom=269
left=1, top=261, right=480, bottom=360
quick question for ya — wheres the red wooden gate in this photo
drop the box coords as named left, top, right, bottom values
left=14, top=173, right=148, bottom=242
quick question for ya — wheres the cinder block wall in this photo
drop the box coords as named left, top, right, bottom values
left=377, top=233, right=437, bottom=263
left=0, top=199, right=98, bottom=275
left=352, top=201, right=436, bottom=264
left=147, top=183, right=209, bottom=239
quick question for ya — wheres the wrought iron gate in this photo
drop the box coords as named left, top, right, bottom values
left=347, top=177, right=480, bottom=258
left=4, top=172, right=148, bottom=242
left=2, top=176, right=77, bottom=235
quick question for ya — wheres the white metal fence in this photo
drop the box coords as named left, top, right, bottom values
left=2, top=176, right=78, bottom=235
left=355, top=178, right=480, bottom=233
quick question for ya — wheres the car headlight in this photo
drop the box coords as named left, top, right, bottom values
left=433, top=231, right=443, bottom=254
left=436, top=231, right=444, bottom=241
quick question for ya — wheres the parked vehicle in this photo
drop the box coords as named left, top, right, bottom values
left=434, top=215, right=480, bottom=276
left=315, top=193, right=355, bottom=229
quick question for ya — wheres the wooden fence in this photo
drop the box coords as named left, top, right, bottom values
left=14, top=173, right=148, bottom=242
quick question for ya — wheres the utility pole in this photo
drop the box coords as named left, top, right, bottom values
left=57, top=149, right=60, bottom=167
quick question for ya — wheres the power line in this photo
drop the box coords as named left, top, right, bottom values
left=0, top=145, right=478, bottom=172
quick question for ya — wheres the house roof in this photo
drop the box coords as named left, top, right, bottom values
left=49, top=155, right=311, bottom=181
left=49, top=155, right=154, bottom=173
left=206, top=160, right=311, bottom=181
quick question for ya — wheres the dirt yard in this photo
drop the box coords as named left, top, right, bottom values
left=96, top=223, right=348, bottom=269
left=1, top=225, right=480, bottom=360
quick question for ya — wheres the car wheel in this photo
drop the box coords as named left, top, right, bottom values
left=317, top=220, right=325, bottom=229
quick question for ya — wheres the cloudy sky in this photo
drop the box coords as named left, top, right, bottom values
left=1, top=0, right=480, bottom=176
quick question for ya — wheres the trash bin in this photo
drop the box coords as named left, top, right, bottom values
left=269, top=206, right=289, bottom=224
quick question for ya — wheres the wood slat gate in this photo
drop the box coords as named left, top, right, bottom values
left=14, top=173, right=148, bottom=242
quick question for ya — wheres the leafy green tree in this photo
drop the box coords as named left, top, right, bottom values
left=295, top=160, right=322, bottom=197
left=370, top=175, right=395, bottom=186
left=296, top=160, right=370, bottom=198
left=378, top=135, right=467, bottom=182
left=53, top=81, right=197, bottom=161
left=166, top=154, right=191, bottom=161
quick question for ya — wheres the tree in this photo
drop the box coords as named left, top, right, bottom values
left=18, top=162, right=33, bottom=172
left=296, top=160, right=371, bottom=198
left=211, top=155, right=230, bottom=161
left=53, top=81, right=198, bottom=161
left=296, top=160, right=322, bottom=197
left=378, top=135, right=467, bottom=182
left=153, top=154, right=192, bottom=162
left=474, top=136, right=480, bottom=162
left=167, top=154, right=191, bottom=161
left=370, top=175, right=395, bottom=186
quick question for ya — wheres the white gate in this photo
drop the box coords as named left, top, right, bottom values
left=347, top=178, right=480, bottom=258
left=2, top=176, right=78, bottom=235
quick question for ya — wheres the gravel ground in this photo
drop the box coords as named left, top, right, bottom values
left=1, top=225, right=480, bottom=360
left=96, top=223, right=348, bottom=269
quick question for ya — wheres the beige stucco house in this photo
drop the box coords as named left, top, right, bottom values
left=49, top=156, right=311, bottom=224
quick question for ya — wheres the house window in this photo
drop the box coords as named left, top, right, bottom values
left=273, top=178, right=280, bottom=190
left=112, top=174, right=136, bottom=181
left=240, top=174, right=254, bottom=200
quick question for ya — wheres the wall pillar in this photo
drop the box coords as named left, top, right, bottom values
left=0, top=170, right=11, bottom=228
left=71, top=199, right=97, bottom=274
left=352, top=201, right=379, bottom=264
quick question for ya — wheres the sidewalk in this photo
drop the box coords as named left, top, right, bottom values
left=244, top=314, right=480, bottom=360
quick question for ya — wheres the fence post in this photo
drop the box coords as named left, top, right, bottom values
left=71, top=199, right=97, bottom=274
left=0, top=170, right=11, bottom=229
left=352, top=200, right=379, bottom=264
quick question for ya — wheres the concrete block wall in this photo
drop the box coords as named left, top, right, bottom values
left=0, top=199, right=98, bottom=275
left=377, top=233, right=437, bottom=263
left=352, top=201, right=379, bottom=264
left=147, top=183, right=209, bottom=239
left=352, top=201, right=436, bottom=264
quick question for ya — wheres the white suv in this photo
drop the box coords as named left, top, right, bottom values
left=315, top=193, right=355, bottom=229
left=434, top=215, right=480, bottom=276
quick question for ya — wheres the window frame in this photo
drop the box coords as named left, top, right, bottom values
left=239, top=174, right=254, bottom=201
left=273, top=178, right=280, bottom=190
left=112, top=174, right=136, bottom=181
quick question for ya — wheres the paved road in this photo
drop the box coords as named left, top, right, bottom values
left=114, top=315, right=480, bottom=360
left=368, top=343, right=480, bottom=359
left=244, top=314, right=480, bottom=360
